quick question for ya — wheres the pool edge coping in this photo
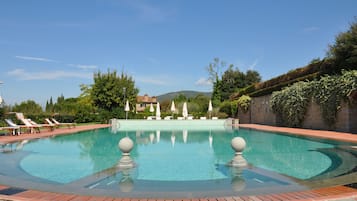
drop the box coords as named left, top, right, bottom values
left=1, top=122, right=357, bottom=200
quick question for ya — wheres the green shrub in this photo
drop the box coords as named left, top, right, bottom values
left=237, top=95, right=251, bottom=113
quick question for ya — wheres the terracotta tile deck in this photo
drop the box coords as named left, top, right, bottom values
left=0, top=123, right=357, bottom=201
left=239, top=124, right=357, bottom=143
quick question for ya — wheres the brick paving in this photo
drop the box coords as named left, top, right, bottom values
left=0, top=123, right=357, bottom=201
left=239, top=124, right=357, bottom=143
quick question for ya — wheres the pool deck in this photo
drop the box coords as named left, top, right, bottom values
left=0, top=123, right=357, bottom=201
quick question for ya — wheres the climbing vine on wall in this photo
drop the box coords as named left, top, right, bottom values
left=270, top=81, right=312, bottom=127
left=270, top=70, right=357, bottom=127
left=237, top=95, right=251, bottom=113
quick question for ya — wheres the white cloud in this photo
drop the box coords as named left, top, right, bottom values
left=15, top=56, right=56, bottom=62
left=7, top=68, right=92, bottom=80
left=195, top=78, right=212, bottom=86
left=69, top=64, right=98, bottom=70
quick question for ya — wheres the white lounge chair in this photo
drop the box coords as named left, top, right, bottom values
left=3, top=119, right=27, bottom=135
left=164, top=116, right=173, bottom=120
left=51, top=118, right=76, bottom=128
left=28, top=119, right=55, bottom=131
left=2, top=119, right=21, bottom=135
left=15, top=112, right=43, bottom=133
left=19, top=118, right=41, bottom=133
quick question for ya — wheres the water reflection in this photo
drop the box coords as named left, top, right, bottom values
left=171, top=132, right=175, bottom=147
left=182, top=130, right=188, bottom=143
left=118, top=169, right=134, bottom=192
left=230, top=167, right=246, bottom=192
left=156, top=130, right=160, bottom=143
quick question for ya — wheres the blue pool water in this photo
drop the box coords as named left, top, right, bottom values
left=16, top=127, right=356, bottom=185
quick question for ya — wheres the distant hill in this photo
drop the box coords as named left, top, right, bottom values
left=157, top=90, right=212, bottom=102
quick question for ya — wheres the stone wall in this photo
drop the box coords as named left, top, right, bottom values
left=238, top=94, right=357, bottom=134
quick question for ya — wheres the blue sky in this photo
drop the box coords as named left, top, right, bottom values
left=0, top=0, right=356, bottom=106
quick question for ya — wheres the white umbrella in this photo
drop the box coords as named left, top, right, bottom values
left=170, top=100, right=176, bottom=113
left=208, top=100, right=213, bottom=119
left=125, top=100, right=130, bottom=111
left=156, top=102, right=161, bottom=119
left=182, top=102, right=188, bottom=119
left=149, top=103, right=154, bottom=117
left=0, top=95, right=3, bottom=105
left=149, top=103, right=154, bottom=113
left=125, top=100, right=130, bottom=120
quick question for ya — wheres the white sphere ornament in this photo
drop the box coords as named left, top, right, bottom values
left=229, top=137, right=248, bottom=167
left=118, top=137, right=134, bottom=153
left=231, top=137, right=246, bottom=152
left=117, top=137, right=135, bottom=169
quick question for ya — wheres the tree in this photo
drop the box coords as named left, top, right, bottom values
left=206, top=58, right=262, bottom=103
left=206, top=58, right=227, bottom=106
left=245, top=70, right=262, bottom=85
left=327, top=19, right=357, bottom=72
left=91, top=70, right=139, bottom=111
left=206, top=57, right=226, bottom=83
left=78, top=84, right=94, bottom=107
left=12, top=100, right=43, bottom=115
left=220, top=66, right=245, bottom=100
left=45, top=97, right=54, bottom=113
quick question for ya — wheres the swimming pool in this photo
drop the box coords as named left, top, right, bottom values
left=0, top=124, right=356, bottom=197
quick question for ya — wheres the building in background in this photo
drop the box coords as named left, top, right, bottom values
left=136, top=94, right=157, bottom=112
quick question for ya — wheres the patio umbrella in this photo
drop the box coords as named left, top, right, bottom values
left=208, top=100, right=213, bottom=119
left=182, top=102, right=188, bottom=119
left=149, top=103, right=154, bottom=116
left=170, top=100, right=176, bottom=113
left=156, top=102, right=161, bottom=119
left=125, top=100, right=130, bottom=120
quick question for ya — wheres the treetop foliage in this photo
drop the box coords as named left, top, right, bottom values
left=91, top=70, right=139, bottom=111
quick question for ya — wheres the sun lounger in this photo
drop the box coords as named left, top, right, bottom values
left=1, top=120, right=21, bottom=135
left=164, top=116, right=173, bottom=120
left=14, top=113, right=41, bottom=133
left=4, top=119, right=23, bottom=135
left=19, top=118, right=41, bottom=133
left=51, top=118, right=76, bottom=128
left=28, top=119, right=55, bottom=131
left=45, top=118, right=59, bottom=128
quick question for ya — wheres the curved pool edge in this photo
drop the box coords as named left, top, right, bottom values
left=1, top=123, right=357, bottom=200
